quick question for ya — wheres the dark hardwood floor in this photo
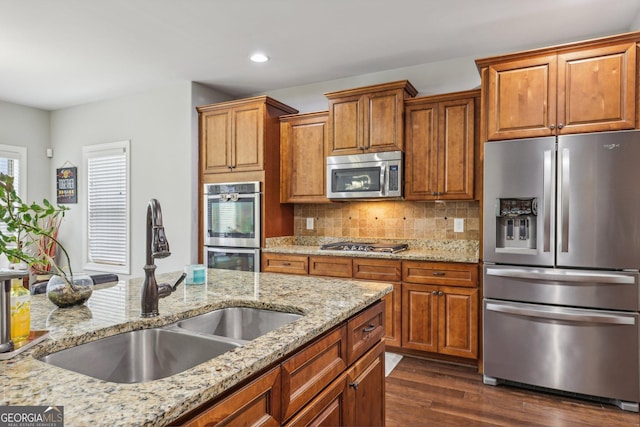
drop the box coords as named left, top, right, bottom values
left=385, top=356, right=640, bottom=426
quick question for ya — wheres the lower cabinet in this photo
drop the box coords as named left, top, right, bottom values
left=180, top=366, right=282, bottom=427
left=402, top=282, right=478, bottom=359
left=175, top=300, right=385, bottom=426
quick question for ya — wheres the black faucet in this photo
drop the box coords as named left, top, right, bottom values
left=140, top=199, right=186, bottom=317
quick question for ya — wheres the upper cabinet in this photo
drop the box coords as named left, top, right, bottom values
left=280, top=111, right=329, bottom=203
left=325, top=80, right=417, bottom=155
left=197, top=96, right=298, bottom=175
left=477, top=34, right=638, bottom=141
left=404, top=90, right=479, bottom=201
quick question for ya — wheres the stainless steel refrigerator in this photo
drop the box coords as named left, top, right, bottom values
left=483, top=129, right=640, bottom=411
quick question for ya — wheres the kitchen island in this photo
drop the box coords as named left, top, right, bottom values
left=1, top=268, right=392, bottom=426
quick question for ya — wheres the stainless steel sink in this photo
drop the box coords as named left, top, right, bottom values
left=175, top=307, right=303, bottom=341
left=39, top=329, right=239, bottom=383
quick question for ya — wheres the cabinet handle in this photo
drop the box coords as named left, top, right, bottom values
left=350, top=381, right=359, bottom=390
left=282, top=262, right=291, bottom=266
left=432, top=272, right=445, bottom=276
left=363, top=324, right=376, bottom=333
left=558, top=123, right=564, bottom=129
left=550, top=124, right=555, bottom=130
left=438, top=291, right=444, bottom=296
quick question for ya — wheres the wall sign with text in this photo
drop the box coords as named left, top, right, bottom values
left=56, top=166, right=77, bottom=204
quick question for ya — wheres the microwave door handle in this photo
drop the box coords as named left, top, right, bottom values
left=380, top=164, right=386, bottom=195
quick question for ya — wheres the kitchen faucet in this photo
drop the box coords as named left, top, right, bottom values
left=141, top=199, right=186, bottom=317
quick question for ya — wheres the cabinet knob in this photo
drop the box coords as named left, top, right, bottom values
left=432, top=291, right=438, bottom=295
left=438, top=291, right=444, bottom=296
left=349, top=381, right=359, bottom=390
left=550, top=124, right=556, bottom=130
left=558, top=123, right=564, bottom=129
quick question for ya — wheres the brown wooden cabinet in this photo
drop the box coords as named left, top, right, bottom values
left=197, top=96, right=297, bottom=174
left=176, top=301, right=385, bottom=427
left=309, top=256, right=353, bottom=278
left=401, top=261, right=478, bottom=359
left=404, top=90, right=478, bottom=201
left=325, top=80, right=417, bottom=155
left=180, top=365, right=282, bottom=427
left=280, top=111, right=330, bottom=203
left=477, top=36, right=637, bottom=141
left=345, top=340, right=385, bottom=427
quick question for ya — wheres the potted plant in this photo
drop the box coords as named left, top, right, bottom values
left=0, top=173, right=92, bottom=307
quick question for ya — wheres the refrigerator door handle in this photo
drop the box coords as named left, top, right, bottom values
left=543, top=149, right=552, bottom=252
left=485, top=302, right=636, bottom=325
left=485, top=267, right=636, bottom=284
left=559, top=147, right=570, bottom=252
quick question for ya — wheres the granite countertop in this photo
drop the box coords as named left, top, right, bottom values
left=263, top=236, right=480, bottom=264
left=1, top=269, right=392, bottom=426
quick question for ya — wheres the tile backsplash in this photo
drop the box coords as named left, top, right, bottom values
left=294, top=200, right=479, bottom=241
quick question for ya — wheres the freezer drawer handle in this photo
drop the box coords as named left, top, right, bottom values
left=485, top=268, right=636, bottom=284
left=485, top=302, right=636, bottom=325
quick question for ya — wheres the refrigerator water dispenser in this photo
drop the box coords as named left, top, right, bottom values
left=495, top=198, right=537, bottom=252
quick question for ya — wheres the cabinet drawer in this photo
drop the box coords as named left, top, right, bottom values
left=403, top=261, right=478, bottom=287
left=346, top=300, right=385, bottom=365
left=281, top=326, right=348, bottom=422
left=309, top=256, right=353, bottom=278
left=262, top=253, right=309, bottom=275
left=353, top=258, right=401, bottom=282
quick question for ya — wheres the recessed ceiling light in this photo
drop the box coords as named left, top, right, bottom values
left=250, top=53, right=269, bottom=63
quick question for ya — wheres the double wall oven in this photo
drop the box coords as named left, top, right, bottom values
left=203, top=181, right=261, bottom=272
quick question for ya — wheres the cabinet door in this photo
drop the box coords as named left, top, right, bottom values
left=557, top=43, right=636, bottom=134
left=232, top=103, right=264, bottom=172
left=404, top=100, right=438, bottom=199
left=401, top=283, right=439, bottom=352
left=200, top=109, right=232, bottom=174
left=486, top=54, right=558, bottom=140
left=365, top=88, right=405, bottom=152
left=345, top=340, right=385, bottom=427
left=436, top=98, right=475, bottom=200
left=438, top=286, right=478, bottom=359
left=284, top=374, right=348, bottom=427
left=328, top=94, right=363, bottom=155
left=281, top=326, right=348, bottom=421
left=280, top=113, right=329, bottom=203
left=382, top=283, right=402, bottom=348
left=181, top=366, right=281, bottom=427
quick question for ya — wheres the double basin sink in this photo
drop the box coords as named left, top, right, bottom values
left=39, top=307, right=303, bottom=384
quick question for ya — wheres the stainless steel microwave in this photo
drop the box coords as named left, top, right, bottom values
left=326, top=151, right=402, bottom=199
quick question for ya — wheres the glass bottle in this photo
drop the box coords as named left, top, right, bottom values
left=10, top=278, right=30, bottom=343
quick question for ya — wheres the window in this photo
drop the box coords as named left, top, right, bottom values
left=0, top=144, right=27, bottom=236
left=83, top=141, right=130, bottom=274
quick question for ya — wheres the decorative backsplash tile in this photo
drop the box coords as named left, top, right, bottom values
left=294, top=201, right=479, bottom=241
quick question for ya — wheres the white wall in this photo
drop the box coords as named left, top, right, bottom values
left=49, top=82, right=198, bottom=278
left=0, top=100, right=50, bottom=203
left=259, top=55, right=482, bottom=113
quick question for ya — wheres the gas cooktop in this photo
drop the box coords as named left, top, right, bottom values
left=319, top=241, right=408, bottom=254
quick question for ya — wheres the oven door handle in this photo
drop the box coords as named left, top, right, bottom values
left=485, top=302, right=636, bottom=325
left=485, top=268, right=636, bottom=284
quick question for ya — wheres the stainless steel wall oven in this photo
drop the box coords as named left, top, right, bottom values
left=203, top=181, right=260, bottom=272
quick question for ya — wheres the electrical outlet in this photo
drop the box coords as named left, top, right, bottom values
left=454, top=218, right=464, bottom=233
left=306, top=217, right=314, bottom=230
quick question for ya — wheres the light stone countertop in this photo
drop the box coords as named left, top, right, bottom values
left=263, top=237, right=480, bottom=264
left=1, top=268, right=392, bottom=426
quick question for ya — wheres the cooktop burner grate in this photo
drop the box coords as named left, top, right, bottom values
left=319, top=241, right=408, bottom=253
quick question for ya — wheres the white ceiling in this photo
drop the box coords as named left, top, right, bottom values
left=2, top=0, right=640, bottom=111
